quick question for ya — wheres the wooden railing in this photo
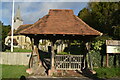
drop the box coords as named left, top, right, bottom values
left=55, top=55, right=85, bottom=71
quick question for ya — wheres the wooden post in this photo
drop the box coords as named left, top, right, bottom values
left=34, top=37, right=39, bottom=48
left=106, top=53, right=109, bottom=67
left=29, top=37, right=34, bottom=50
left=48, top=40, right=56, bottom=76
left=113, top=54, right=116, bottom=67
left=82, top=41, right=88, bottom=69
left=51, top=41, right=55, bottom=69
left=86, top=42, right=93, bottom=70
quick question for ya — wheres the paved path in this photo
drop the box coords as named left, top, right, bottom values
left=27, top=77, right=93, bottom=80
left=27, top=77, right=120, bottom=80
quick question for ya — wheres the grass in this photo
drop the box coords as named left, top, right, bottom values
left=94, top=67, right=120, bottom=78
left=57, top=52, right=69, bottom=55
left=1, top=64, right=29, bottom=79
left=5, top=48, right=32, bottom=52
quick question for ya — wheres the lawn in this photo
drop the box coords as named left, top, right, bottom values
left=1, top=65, right=29, bottom=79
left=94, top=67, right=120, bottom=79
left=5, top=48, right=32, bottom=52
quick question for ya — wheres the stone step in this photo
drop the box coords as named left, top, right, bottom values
left=32, top=65, right=47, bottom=76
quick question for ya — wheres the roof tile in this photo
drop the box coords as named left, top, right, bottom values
left=19, top=9, right=102, bottom=36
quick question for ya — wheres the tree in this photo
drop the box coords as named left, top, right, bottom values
left=0, top=21, right=2, bottom=51
left=0, top=21, right=11, bottom=51
left=78, top=2, right=120, bottom=37
left=2, top=24, right=11, bottom=43
left=78, top=2, right=120, bottom=67
left=112, top=26, right=120, bottom=39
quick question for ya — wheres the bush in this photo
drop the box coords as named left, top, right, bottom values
left=89, top=35, right=113, bottom=67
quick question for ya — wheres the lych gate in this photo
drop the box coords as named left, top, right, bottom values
left=15, top=9, right=102, bottom=76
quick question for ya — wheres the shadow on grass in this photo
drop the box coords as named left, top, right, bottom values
left=76, top=68, right=105, bottom=80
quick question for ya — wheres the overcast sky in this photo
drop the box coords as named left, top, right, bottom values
left=1, top=1, right=89, bottom=25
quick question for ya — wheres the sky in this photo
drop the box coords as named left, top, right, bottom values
left=0, top=1, right=89, bottom=25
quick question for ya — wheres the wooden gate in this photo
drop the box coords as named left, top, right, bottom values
left=55, top=55, right=85, bottom=71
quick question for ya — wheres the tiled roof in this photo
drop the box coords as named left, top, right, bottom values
left=15, top=24, right=32, bottom=34
left=19, top=9, right=102, bottom=36
left=8, top=24, right=32, bottom=35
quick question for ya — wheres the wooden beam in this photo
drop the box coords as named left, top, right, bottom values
left=50, top=40, right=56, bottom=69
left=106, top=53, right=109, bottom=67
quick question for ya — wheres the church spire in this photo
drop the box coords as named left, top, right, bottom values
left=13, top=5, right=23, bottom=30
left=14, top=6, right=23, bottom=21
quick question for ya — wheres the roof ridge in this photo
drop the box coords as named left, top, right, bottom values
left=20, top=24, right=32, bottom=26
left=50, top=9, right=73, bottom=10
left=49, top=9, right=74, bottom=16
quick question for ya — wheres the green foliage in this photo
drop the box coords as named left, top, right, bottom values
left=108, top=55, right=114, bottom=67
left=1, top=24, right=11, bottom=42
left=69, top=45, right=82, bottom=55
left=94, top=67, right=120, bottom=78
left=91, top=40, right=104, bottom=51
left=58, top=42, right=83, bottom=55
left=58, top=52, right=69, bottom=55
left=1, top=64, right=29, bottom=78
left=71, top=40, right=81, bottom=45
left=0, top=22, right=11, bottom=48
left=90, top=51, right=101, bottom=67
left=89, top=36, right=120, bottom=68
left=90, top=35, right=112, bottom=53
left=112, top=26, right=120, bottom=39
left=63, top=42, right=85, bottom=55
left=78, top=8, right=92, bottom=25
left=78, top=2, right=120, bottom=36
left=89, top=36, right=112, bottom=67
left=5, top=48, right=32, bottom=52
left=0, top=22, right=2, bottom=51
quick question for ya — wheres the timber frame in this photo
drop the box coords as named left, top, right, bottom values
left=26, top=34, right=97, bottom=75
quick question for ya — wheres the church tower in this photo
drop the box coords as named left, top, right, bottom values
left=14, top=6, right=23, bottom=30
